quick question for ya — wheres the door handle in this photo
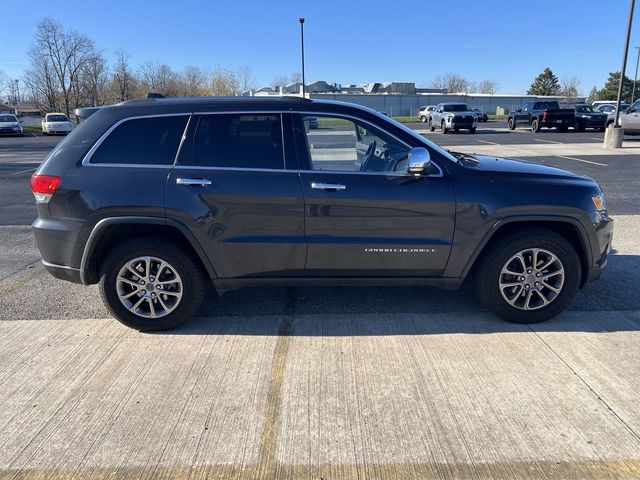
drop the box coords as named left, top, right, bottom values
left=176, top=178, right=211, bottom=187
left=311, top=182, right=346, bottom=191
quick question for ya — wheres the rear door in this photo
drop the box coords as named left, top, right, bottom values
left=293, top=112, right=455, bottom=277
left=165, top=112, right=306, bottom=278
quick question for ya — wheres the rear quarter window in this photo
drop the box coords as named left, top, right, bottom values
left=89, top=115, right=189, bottom=165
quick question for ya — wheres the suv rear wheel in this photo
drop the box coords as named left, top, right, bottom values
left=474, top=228, right=581, bottom=323
left=99, top=239, right=205, bottom=331
left=420, top=115, right=427, bottom=123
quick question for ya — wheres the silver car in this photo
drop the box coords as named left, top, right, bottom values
left=429, top=103, right=478, bottom=134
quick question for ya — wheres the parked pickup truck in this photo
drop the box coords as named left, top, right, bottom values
left=508, top=101, right=575, bottom=132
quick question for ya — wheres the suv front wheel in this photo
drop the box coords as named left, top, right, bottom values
left=99, top=239, right=205, bottom=331
left=474, top=228, right=581, bottom=323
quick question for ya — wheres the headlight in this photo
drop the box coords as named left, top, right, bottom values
left=581, top=115, right=590, bottom=119
left=592, top=193, right=607, bottom=212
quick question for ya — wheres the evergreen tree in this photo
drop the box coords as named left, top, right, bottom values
left=527, top=68, right=561, bottom=96
left=595, top=72, right=634, bottom=103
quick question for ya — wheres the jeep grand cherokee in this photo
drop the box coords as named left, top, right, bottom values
left=31, top=96, right=613, bottom=330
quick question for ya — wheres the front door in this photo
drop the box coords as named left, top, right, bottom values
left=166, top=112, right=306, bottom=278
left=294, top=113, right=456, bottom=277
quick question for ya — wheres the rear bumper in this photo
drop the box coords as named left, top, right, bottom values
left=541, top=119, right=573, bottom=127
left=33, top=216, right=88, bottom=284
left=42, top=260, right=83, bottom=284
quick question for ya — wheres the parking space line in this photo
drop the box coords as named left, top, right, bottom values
left=591, top=137, right=603, bottom=141
left=477, top=140, right=500, bottom=145
left=534, top=138, right=562, bottom=144
left=555, top=155, right=608, bottom=167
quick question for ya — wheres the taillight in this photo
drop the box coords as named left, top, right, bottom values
left=542, top=111, right=547, bottom=122
left=30, top=174, right=61, bottom=203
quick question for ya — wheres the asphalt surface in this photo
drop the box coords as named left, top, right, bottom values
left=1, top=124, right=640, bottom=479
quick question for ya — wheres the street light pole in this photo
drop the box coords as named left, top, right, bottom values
left=614, top=0, right=635, bottom=128
left=299, top=17, right=305, bottom=98
left=632, top=46, right=640, bottom=103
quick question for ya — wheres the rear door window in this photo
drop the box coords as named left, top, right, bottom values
left=90, top=115, right=189, bottom=165
left=190, top=114, right=284, bottom=170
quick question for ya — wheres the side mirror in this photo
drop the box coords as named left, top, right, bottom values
left=626, top=107, right=634, bottom=114
left=515, top=107, right=522, bottom=113
left=408, top=147, right=432, bottom=175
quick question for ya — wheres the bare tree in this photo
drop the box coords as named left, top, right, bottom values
left=24, top=53, right=60, bottom=112
left=29, top=17, right=97, bottom=115
left=179, top=65, right=207, bottom=96
left=0, top=71, right=7, bottom=101
left=478, top=79, right=499, bottom=94
left=78, top=52, right=108, bottom=106
left=236, top=66, right=256, bottom=92
left=112, top=49, right=136, bottom=102
left=561, top=76, right=581, bottom=103
left=289, top=71, right=302, bottom=84
left=431, top=73, right=471, bottom=93
left=271, top=74, right=290, bottom=91
left=139, top=62, right=178, bottom=96
left=210, top=66, right=239, bottom=96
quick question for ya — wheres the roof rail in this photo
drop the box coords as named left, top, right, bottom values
left=147, top=92, right=165, bottom=99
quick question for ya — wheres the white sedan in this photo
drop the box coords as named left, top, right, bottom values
left=42, top=113, right=74, bottom=135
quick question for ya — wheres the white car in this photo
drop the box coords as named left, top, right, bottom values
left=42, top=113, right=73, bottom=135
left=0, top=114, right=23, bottom=136
left=418, top=105, right=436, bottom=123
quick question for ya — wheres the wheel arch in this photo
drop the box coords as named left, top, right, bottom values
left=80, top=216, right=217, bottom=284
left=461, top=217, right=592, bottom=287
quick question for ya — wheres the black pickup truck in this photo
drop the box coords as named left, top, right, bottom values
left=508, top=101, right=575, bottom=132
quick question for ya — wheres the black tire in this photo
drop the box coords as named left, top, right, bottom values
left=469, top=127, right=476, bottom=134
left=441, top=120, right=448, bottom=134
left=420, top=115, right=427, bottom=123
left=558, top=126, right=568, bottom=133
left=99, top=238, right=206, bottom=331
left=606, top=120, right=614, bottom=128
left=474, top=228, right=581, bottom=323
left=508, top=118, right=516, bottom=130
left=573, top=121, right=583, bottom=132
left=598, top=127, right=605, bottom=132
left=429, top=118, right=435, bottom=132
left=531, top=118, right=540, bottom=133
left=454, top=127, right=459, bottom=132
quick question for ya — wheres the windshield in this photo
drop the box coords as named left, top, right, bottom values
left=443, top=104, right=469, bottom=112
left=0, top=115, right=18, bottom=122
left=47, top=114, right=69, bottom=122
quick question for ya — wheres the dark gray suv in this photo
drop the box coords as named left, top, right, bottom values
left=32, top=96, right=613, bottom=330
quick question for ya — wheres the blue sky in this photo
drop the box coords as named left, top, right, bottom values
left=1, top=0, right=639, bottom=94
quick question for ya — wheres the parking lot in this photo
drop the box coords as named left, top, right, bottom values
left=1, top=123, right=639, bottom=479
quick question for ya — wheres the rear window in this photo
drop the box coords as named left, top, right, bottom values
left=534, top=102, right=560, bottom=110
left=90, top=115, right=189, bottom=165
left=47, top=115, right=69, bottom=122
left=190, top=114, right=284, bottom=169
left=0, top=115, right=17, bottom=122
